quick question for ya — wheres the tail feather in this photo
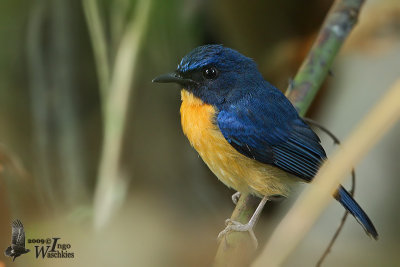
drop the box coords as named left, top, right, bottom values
left=335, top=186, right=378, bottom=239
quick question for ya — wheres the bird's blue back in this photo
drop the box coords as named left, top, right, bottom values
left=216, top=74, right=326, bottom=181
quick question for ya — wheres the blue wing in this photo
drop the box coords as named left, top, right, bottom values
left=217, top=85, right=326, bottom=181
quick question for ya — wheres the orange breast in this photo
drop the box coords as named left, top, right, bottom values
left=180, top=90, right=294, bottom=197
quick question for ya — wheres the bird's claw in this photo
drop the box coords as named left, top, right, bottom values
left=217, top=219, right=258, bottom=248
left=231, top=192, right=241, bottom=205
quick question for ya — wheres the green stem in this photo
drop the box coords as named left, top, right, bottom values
left=93, top=0, right=153, bottom=230
left=83, top=0, right=110, bottom=101
left=286, top=0, right=365, bottom=116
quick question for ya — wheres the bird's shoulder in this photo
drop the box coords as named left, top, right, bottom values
left=217, top=83, right=298, bottom=146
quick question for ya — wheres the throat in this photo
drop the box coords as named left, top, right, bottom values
left=180, top=90, right=218, bottom=148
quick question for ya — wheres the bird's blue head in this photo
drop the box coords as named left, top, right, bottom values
left=153, top=45, right=265, bottom=108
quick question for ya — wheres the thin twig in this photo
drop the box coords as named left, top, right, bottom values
left=315, top=170, right=355, bottom=267
left=303, top=118, right=356, bottom=266
left=303, top=118, right=341, bottom=145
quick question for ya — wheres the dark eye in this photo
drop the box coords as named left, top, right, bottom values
left=202, top=67, right=218, bottom=80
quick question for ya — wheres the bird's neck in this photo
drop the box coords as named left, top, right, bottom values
left=180, top=89, right=205, bottom=106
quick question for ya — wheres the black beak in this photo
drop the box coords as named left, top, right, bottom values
left=152, top=72, right=196, bottom=86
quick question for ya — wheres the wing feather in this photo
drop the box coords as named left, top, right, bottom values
left=217, top=86, right=326, bottom=181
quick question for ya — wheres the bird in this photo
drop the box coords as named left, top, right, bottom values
left=4, top=219, right=30, bottom=261
left=153, top=44, right=378, bottom=245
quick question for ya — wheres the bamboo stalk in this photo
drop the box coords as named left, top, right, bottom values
left=253, top=79, right=400, bottom=266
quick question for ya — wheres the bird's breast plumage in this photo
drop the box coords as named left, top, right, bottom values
left=180, top=90, right=294, bottom=197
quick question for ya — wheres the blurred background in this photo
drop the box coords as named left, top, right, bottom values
left=0, top=0, right=399, bottom=266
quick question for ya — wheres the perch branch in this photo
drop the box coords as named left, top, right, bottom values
left=214, top=0, right=366, bottom=266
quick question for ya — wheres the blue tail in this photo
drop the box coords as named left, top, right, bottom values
left=335, top=186, right=378, bottom=239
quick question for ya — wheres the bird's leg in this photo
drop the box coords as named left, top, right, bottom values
left=218, top=195, right=269, bottom=248
left=231, top=191, right=241, bottom=205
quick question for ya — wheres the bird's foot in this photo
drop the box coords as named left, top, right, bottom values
left=231, top=192, right=241, bottom=205
left=217, top=219, right=258, bottom=248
